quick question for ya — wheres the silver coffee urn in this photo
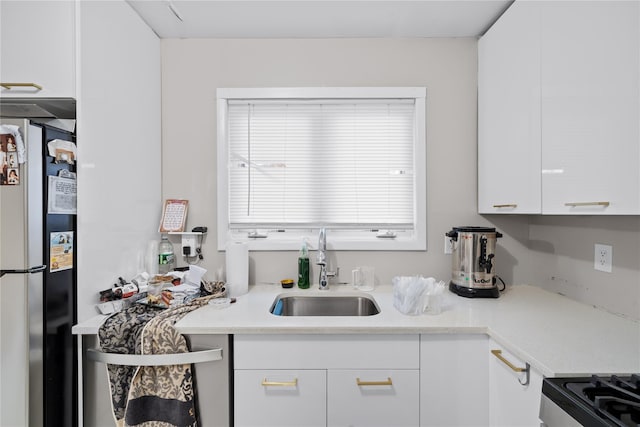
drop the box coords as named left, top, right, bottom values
left=445, top=226, right=503, bottom=298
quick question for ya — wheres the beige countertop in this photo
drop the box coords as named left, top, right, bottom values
left=73, top=284, right=640, bottom=378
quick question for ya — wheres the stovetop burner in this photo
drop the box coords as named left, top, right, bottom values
left=543, top=375, right=640, bottom=427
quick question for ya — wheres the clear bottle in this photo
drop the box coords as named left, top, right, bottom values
left=158, top=235, right=175, bottom=274
left=297, top=239, right=310, bottom=289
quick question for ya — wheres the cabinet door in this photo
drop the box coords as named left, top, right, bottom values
left=234, top=369, right=326, bottom=427
left=478, top=1, right=542, bottom=214
left=0, top=1, right=75, bottom=98
left=541, top=1, right=640, bottom=214
left=420, top=334, right=489, bottom=426
left=488, top=339, right=543, bottom=427
left=327, top=369, right=419, bottom=427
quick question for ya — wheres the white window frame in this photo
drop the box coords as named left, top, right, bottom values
left=217, top=87, right=427, bottom=251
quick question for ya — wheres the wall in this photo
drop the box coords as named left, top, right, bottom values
left=485, top=215, right=640, bottom=319
left=161, top=38, right=639, bottom=320
left=527, top=216, right=639, bottom=319
left=161, top=38, right=533, bottom=294
left=77, top=1, right=161, bottom=323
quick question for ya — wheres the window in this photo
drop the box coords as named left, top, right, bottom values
left=217, top=87, right=426, bottom=251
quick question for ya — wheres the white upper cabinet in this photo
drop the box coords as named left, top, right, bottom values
left=541, top=1, right=640, bottom=214
left=478, top=0, right=640, bottom=215
left=478, top=1, right=542, bottom=214
left=0, top=1, right=76, bottom=98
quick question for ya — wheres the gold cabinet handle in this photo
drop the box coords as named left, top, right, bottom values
left=0, top=82, right=43, bottom=90
left=564, top=201, right=610, bottom=207
left=356, top=377, right=393, bottom=386
left=492, top=204, right=518, bottom=208
left=491, top=349, right=525, bottom=372
left=491, top=349, right=530, bottom=386
left=261, top=378, right=298, bottom=387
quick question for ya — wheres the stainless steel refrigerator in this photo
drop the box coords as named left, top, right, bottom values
left=0, top=118, right=77, bottom=427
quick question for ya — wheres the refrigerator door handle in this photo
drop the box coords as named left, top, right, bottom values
left=0, top=265, right=46, bottom=278
left=86, top=347, right=223, bottom=366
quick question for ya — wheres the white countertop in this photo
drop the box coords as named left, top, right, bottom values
left=73, top=284, right=640, bottom=378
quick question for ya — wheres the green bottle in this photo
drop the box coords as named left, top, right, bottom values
left=298, top=239, right=310, bottom=289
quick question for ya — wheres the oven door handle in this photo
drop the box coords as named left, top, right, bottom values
left=491, top=349, right=530, bottom=386
left=86, top=347, right=222, bottom=366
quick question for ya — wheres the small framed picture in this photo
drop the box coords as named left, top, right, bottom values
left=8, top=153, right=17, bottom=168
left=6, top=135, right=17, bottom=152
left=159, top=199, right=189, bottom=232
left=7, top=168, right=19, bottom=185
left=55, top=148, right=75, bottom=164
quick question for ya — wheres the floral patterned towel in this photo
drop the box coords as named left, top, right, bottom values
left=99, top=304, right=162, bottom=425
left=98, top=282, right=225, bottom=427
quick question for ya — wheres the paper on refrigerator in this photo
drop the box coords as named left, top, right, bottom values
left=48, top=175, right=77, bottom=214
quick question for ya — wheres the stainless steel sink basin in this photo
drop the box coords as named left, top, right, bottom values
left=270, top=294, right=380, bottom=316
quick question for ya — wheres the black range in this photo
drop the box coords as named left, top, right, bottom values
left=541, top=375, right=640, bottom=427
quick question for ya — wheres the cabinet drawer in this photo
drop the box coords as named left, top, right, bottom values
left=327, top=369, right=420, bottom=427
left=234, top=369, right=326, bottom=427
left=234, top=334, right=419, bottom=369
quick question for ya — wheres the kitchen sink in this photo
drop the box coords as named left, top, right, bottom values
left=270, top=294, right=380, bottom=316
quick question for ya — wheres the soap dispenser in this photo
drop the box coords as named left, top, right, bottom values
left=298, top=239, right=310, bottom=289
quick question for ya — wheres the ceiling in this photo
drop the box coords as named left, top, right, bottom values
left=126, top=0, right=513, bottom=39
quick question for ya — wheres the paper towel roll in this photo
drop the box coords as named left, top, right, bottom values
left=225, top=242, right=248, bottom=297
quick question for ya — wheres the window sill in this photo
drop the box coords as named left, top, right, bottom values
left=220, top=231, right=427, bottom=252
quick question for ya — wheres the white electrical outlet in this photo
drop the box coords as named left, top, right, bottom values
left=594, top=244, right=612, bottom=273
left=444, top=236, right=454, bottom=254
left=182, top=235, right=197, bottom=257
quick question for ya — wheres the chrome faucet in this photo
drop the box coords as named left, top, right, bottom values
left=316, top=228, right=336, bottom=290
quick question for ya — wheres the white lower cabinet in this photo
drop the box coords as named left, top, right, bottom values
left=489, top=338, right=544, bottom=427
left=420, top=334, right=489, bottom=426
left=233, top=334, right=420, bottom=427
left=327, top=369, right=419, bottom=427
left=234, top=334, right=544, bottom=426
left=234, top=369, right=326, bottom=427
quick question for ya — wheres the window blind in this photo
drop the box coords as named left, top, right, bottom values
left=227, top=99, right=416, bottom=231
